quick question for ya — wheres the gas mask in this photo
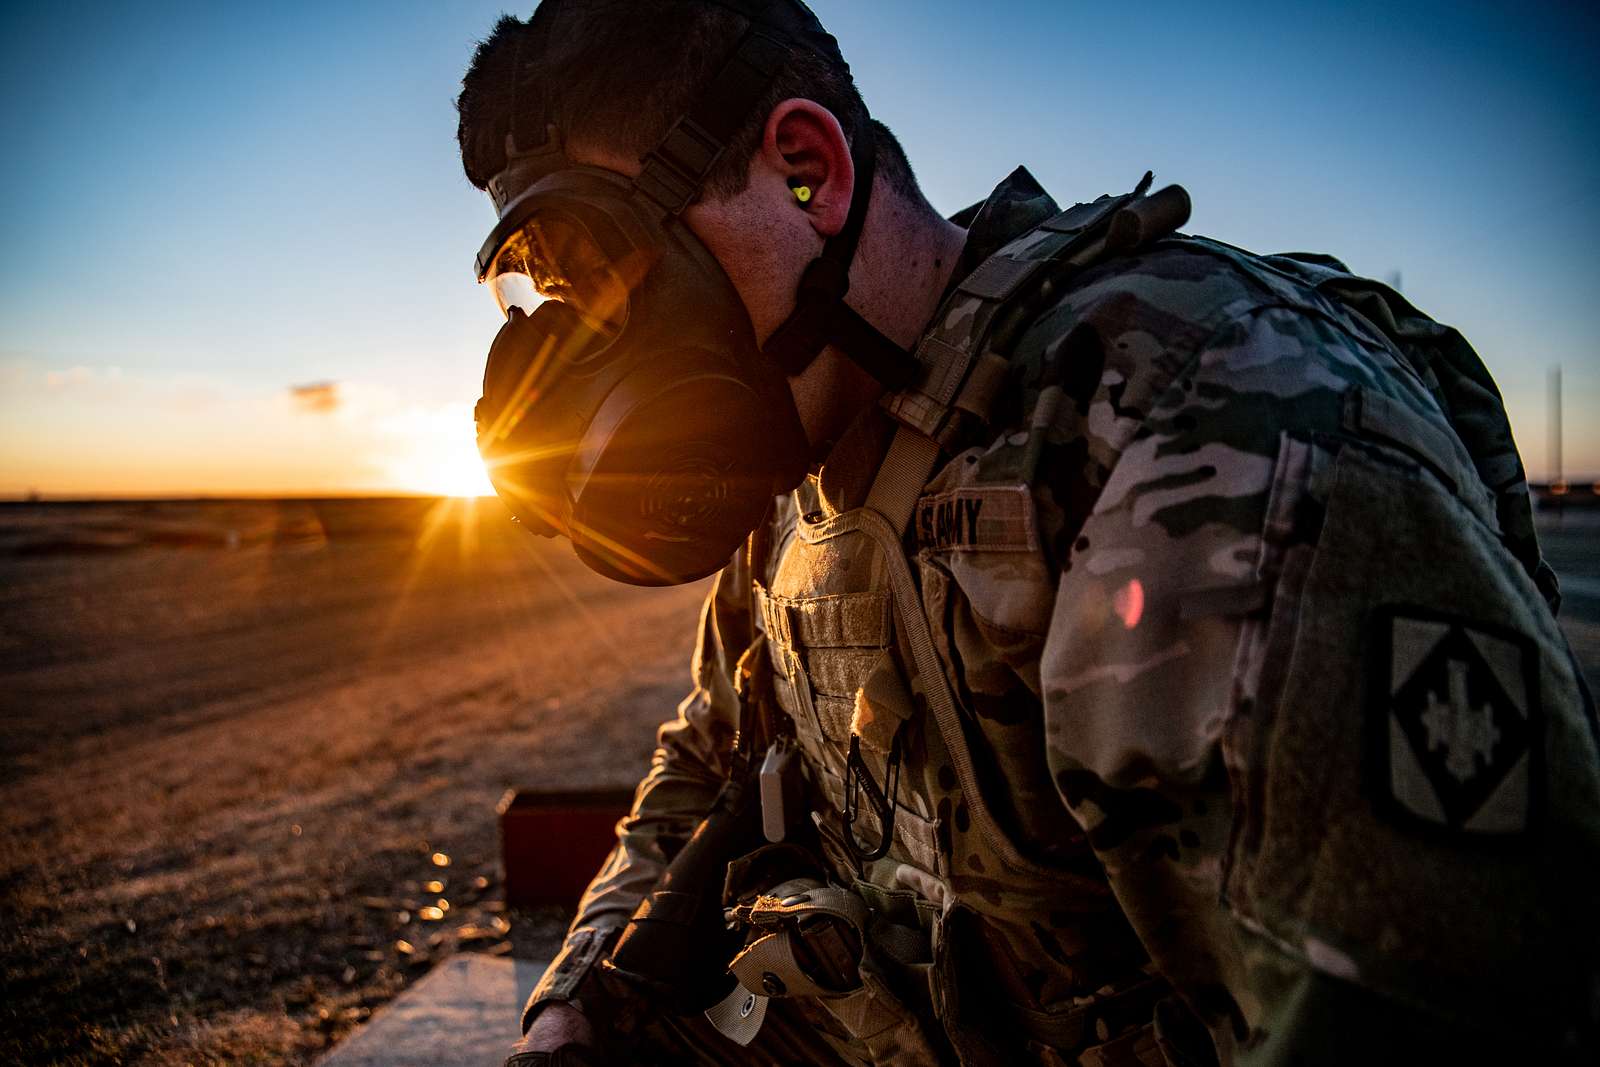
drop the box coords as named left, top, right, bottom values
left=473, top=1, right=914, bottom=586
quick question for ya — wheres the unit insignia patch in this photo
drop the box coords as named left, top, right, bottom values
left=1372, top=608, right=1540, bottom=837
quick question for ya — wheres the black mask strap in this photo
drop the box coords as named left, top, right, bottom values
left=634, top=28, right=788, bottom=217
left=762, top=126, right=918, bottom=389
left=486, top=14, right=570, bottom=217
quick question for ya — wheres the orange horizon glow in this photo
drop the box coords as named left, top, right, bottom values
left=0, top=367, right=498, bottom=502
left=2, top=490, right=498, bottom=502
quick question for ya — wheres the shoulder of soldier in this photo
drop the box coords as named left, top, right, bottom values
left=1003, top=233, right=1466, bottom=428
left=950, top=234, right=1454, bottom=564
left=959, top=234, right=1331, bottom=477
left=1002, top=234, right=1377, bottom=421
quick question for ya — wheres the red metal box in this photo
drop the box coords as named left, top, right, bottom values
left=498, top=786, right=635, bottom=910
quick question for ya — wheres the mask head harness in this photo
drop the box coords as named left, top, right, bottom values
left=473, top=0, right=915, bottom=586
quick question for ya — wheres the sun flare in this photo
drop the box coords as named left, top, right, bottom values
left=383, top=406, right=496, bottom=499
left=428, top=453, right=496, bottom=499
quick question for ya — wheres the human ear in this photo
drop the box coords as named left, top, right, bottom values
left=758, top=98, right=854, bottom=239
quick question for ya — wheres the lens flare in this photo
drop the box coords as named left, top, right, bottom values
left=1113, top=578, right=1145, bottom=629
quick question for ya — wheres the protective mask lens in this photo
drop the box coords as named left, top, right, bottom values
left=483, top=214, right=631, bottom=336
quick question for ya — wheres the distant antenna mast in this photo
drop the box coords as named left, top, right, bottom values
left=1550, top=365, right=1564, bottom=486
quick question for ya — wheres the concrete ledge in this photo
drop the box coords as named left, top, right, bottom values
left=318, top=955, right=547, bottom=1067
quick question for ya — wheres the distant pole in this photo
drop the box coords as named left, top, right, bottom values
left=1550, top=365, right=1563, bottom=486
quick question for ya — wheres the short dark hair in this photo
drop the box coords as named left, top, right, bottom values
left=456, top=0, right=925, bottom=204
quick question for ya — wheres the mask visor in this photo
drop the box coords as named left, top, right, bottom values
left=481, top=212, right=638, bottom=336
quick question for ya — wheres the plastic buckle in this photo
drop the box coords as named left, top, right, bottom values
left=635, top=117, right=723, bottom=215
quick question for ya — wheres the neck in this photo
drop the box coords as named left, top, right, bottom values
left=790, top=175, right=967, bottom=457
left=850, top=178, right=969, bottom=352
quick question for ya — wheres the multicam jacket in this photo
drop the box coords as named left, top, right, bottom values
left=527, top=169, right=1600, bottom=1065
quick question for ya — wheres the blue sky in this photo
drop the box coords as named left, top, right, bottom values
left=1, top=0, right=1595, bottom=495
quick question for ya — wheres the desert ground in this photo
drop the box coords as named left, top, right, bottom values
left=0, top=498, right=707, bottom=1064
left=1, top=497, right=1595, bottom=1065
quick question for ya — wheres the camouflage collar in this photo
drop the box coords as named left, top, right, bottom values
left=943, top=166, right=1061, bottom=300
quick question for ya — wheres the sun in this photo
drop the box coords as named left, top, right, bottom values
left=426, top=450, right=496, bottom=499
left=384, top=408, right=497, bottom=498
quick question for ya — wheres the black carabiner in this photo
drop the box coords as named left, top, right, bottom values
left=842, top=724, right=904, bottom=865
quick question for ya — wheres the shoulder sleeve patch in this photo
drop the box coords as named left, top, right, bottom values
left=1369, top=606, right=1542, bottom=840
left=914, top=485, right=1039, bottom=554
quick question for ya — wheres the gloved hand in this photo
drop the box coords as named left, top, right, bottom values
left=505, top=1001, right=602, bottom=1067
left=504, top=1047, right=602, bottom=1067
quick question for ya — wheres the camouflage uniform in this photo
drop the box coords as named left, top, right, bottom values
left=526, top=168, right=1600, bottom=1065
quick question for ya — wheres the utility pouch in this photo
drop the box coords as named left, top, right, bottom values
left=719, top=849, right=951, bottom=1064
left=723, top=844, right=862, bottom=996
left=727, top=875, right=867, bottom=995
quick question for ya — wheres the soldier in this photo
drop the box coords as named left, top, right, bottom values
left=455, top=2, right=1600, bottom=1064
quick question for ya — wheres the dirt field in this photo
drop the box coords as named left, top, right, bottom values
left=0, top=498, right=707, bottom=1064
left=2, top=498, right=1595, bottom=1066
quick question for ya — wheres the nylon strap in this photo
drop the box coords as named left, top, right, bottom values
left=504, top=11, right=555, bottom=157
left=725, top=878, right=870, bottom=932
left=634, top=28, right=788, bottom=216
left=486, top=14, right=567, bottom=218
left=863, top=431, right=939, bottom=539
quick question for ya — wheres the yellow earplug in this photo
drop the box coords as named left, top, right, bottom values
left=792, top=184, right=812, bottom=204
